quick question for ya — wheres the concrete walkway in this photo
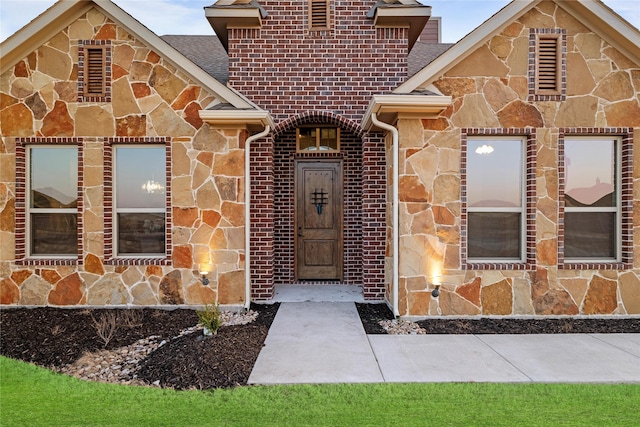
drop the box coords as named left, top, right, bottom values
left=248, top=300, right=640, bottom=384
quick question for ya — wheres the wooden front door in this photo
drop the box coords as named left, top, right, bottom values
left=295, top=160, right=343, bottom=280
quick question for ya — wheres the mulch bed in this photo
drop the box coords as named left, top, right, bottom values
left=356, top=303, right=640, bottom=334
left=0, top=303, right=279, bottom=390
left=2, top=302, right=638, bottom=390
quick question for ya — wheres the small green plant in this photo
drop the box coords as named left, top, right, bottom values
left=196, top=303, right=222, bottom=336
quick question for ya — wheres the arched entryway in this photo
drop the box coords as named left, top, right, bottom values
left=249, top=111, right=387, bottom=301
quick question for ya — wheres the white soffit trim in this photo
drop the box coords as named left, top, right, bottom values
left=1, top=1, right=92, bottom=75
left=394, top=0, right=539, bottom=94
left=558, top=0, right=640, bottom=65
left=1, top=0, right=256, bottom=110
left=396, top=0, right=640, bottom=94
left=199, top=109, right=275, bottom=130
left=362, top=94, right=452, bottom=131
left=95, top=0, right=255, bottom=109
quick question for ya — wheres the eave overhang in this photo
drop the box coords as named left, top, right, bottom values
left=368, top=4, right=431, bottom=50
left=199, top=108, right=274, bottom=132
left=1, top=0, right=255, bottom=109
left=205, top=1, right=265, bottom=51
left=362, top=94, right=452, bottom=131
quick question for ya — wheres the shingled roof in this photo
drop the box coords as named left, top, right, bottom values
left=161, top=35, right=229, bottom=84
left=161, top=34, right=451, bottom=85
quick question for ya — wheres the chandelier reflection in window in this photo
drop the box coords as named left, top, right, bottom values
left=141, top=177, right=165, bottom=194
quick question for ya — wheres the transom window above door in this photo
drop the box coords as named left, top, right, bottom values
left=297, top=127, right=340, bottom=152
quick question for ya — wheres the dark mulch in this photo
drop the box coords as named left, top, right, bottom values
left=356, top=303, right=640, bottom=334
left=3, top=302, right=638, bottom=390
left=0, top=303, right=279, bottom=390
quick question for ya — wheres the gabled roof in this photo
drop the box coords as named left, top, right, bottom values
left=396, top=0, right=640, bottom=94
left=160, top=34, right=453, bottom=84
left=0, top=0, right=256, bottom=109
left=161, top=35, right=229, bottom=84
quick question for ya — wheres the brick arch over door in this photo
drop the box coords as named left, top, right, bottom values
left=250, top=112, right=387, bottom=301
left=249, top=111, right=387, bottom=300
left=273, top=111, right=365, bottom=138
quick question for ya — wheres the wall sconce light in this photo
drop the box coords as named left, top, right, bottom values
left=431, top=285, right=440, bottom=298
left=199, top=264, right=211, bottom=286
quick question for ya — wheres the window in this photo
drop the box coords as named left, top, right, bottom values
left=78, top=40, right=111, bottom=102
left=562, top=137, right=620, bottom=261
left=297, top=127, right=340, bottom=152
left=27, top=146, right=78, bottom=257
left=529, top=29, right=565, bottom=101
left=114, top=146, right=166, bottom=256
left=466, top=138, right=525, bottom=261
left=309, top=0, right=329, bottom=31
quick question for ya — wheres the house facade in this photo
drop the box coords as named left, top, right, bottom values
left=1, top=0, right=639, bottom=317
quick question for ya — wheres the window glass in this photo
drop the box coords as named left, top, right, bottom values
left=298, top=128, right=316, bottom=151
left=297, top=127, right=339, bottom=151
left=467, top=140, right=522, bottom=208
left=319, top=128, right=338, bottom=150
left=467, top=138, right=523, bottom=261
left=29, top=147, right=78, bottom=256
left=564, top=138, right=617, bottom=260
left=115, top=146, right=166, bottom=256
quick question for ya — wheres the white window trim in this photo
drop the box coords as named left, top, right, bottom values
left=113, top=144, right=167, bottom=258
left=26, top=145, right=78, bottom=259
left=563, top=136, right=622, bottom=263
left=467, top=137, right=526, bottom=263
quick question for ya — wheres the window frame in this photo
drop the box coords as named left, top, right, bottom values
left=296, top=126, right=340, bottom=152
left=15, top=138, right=83, bottom=265
left=559, top=134, right=625, bottom=265
left=465, top=136, right=526, bottom=263
left=461, top=129, right=536, bottom=270
left=105, top=138, right=172, bottom=265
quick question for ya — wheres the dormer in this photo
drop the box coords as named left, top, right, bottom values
left=205, top=0, right=267, bottom=51
left=366, top=0, right=431, bottom=50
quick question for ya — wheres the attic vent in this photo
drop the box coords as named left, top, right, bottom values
left=536, top=36, right=560, bottom=92
left=78, top=40, right=111, bottom=102
left=529, top=29, right=565, bottom=101
left=86, top=48, right=106, bottom=96
left=309, top=0, right=329, bottom=31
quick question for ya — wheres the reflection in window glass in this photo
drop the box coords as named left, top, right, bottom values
left=115, top=146, right=166, bottom=256
left=467, top=139, right=523, bottom=260
left=564, top=138, right=618, bottom=260
left=297, top=127, right=339, bottom=151
left=28, top=147, right=78, bottom=256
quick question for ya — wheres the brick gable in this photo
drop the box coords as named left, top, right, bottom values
left=227, top=0, right=408, bottom=123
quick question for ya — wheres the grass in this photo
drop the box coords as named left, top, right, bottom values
left=1, top=356, right=639, bottom=426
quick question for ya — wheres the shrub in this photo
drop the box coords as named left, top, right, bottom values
left=196, top=304, right=222, bottom=336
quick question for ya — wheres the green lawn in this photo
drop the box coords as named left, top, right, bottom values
left=1, top=356, right=638, bottom=426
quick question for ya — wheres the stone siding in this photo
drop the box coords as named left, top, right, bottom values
left=399, top=1, right=640, bottom=316
left=1, top=8, right=247, bottom=306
